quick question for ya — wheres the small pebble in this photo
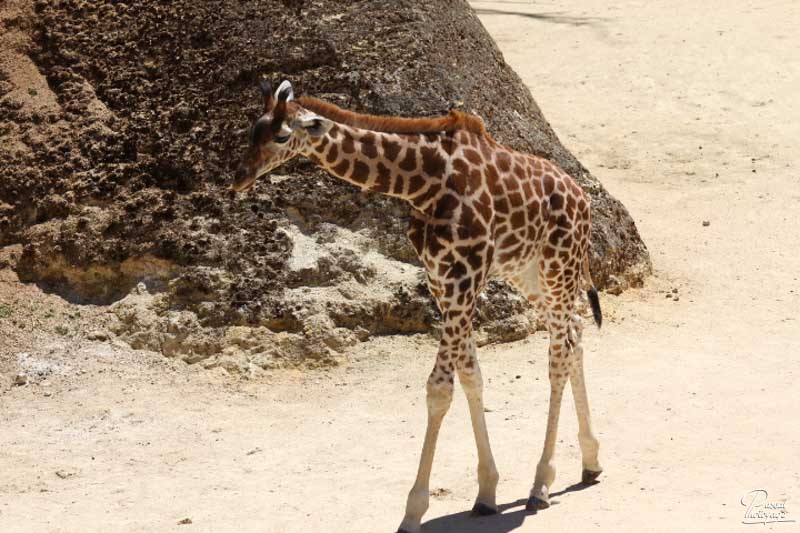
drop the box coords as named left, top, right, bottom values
left=178, top=518, right=193, bottom=525
left=55, top=469, right=75, bottom=479
left=86, top=330, right=109, bottom=341
left=13, top=373, right=27, bottom=386
left=672, top=288, right=678, bottom=293
left=702, top=220, right=710, bottom=226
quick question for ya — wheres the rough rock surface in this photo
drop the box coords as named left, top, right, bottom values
left=0, top=0, right=650, bottom=369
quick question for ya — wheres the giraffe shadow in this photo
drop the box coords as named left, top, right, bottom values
left=421, top=480, right=600, bottom=532
left=421, top=499, right=528, bottom=533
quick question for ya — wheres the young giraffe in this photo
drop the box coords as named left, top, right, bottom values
left=233, top=80, right=604, bottom=532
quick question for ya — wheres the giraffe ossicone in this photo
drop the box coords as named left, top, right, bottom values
left=233, top=79, right=604, bottom=532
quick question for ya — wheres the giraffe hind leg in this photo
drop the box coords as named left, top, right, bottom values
left=568, top=312, right=603, bottom=483
left=527, top=312, right=571, bottom=511
left=527, top=256, right=583, bottom=511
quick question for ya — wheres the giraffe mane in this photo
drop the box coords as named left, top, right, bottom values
left=296, top=96, right=489, bottom=136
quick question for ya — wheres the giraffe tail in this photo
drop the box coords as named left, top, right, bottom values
left=587, top=287, right=602, bottom=328
left=582, top=256, right=602, bottom=328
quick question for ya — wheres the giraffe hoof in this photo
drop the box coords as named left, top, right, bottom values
left=525, top=496, right=550, bottom=512
left=581, top=468, right=603, bottom=485
left=471, top=502, right=498, bottom=516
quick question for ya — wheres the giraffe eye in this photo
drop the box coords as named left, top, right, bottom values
left=274, top=134, right=290, bottom=144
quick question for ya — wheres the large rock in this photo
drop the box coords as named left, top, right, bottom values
left=0, top=0, right=650, bottom=368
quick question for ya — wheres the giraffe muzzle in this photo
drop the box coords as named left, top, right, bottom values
left=231, top=165, right=257, bottom=192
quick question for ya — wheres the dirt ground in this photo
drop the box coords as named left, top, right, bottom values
left=2, top=0, right=799, bottom=531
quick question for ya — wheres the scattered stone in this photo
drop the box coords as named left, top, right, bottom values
left=55, top=469, right=76, bottom=479
left=13, top=373, right=27, bottom=386
left=177, top=518, right=192, bottom=525
left=672, top=288, right=678, bottom=293
left=430, top=488, right=452, bottom=499
left=702, top=220, right=710, bottom=227
left=86, top=330, right=110, bottom=341
left=605, top=275, right=624, bottom=296
left=16, top=352, right=64, bottom=382
left=354, top=327, right=371, bottom=342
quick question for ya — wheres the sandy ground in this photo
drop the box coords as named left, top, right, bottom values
left=2, top=0, right=800, bottom=531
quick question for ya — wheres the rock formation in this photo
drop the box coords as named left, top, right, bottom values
left=0, top=0, right=650, bottom=369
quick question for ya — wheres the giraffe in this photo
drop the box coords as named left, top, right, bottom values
left=232, top=80, right=604, bottom=533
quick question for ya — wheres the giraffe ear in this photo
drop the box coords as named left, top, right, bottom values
left=259, top=79, right=274, bottom=113
left=292, top=112, right=332, bottom=137
left=259, top=79, right=272, bottom=97
left=275, top=80, right=294, bottom=102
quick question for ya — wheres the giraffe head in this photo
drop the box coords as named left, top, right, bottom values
left=232, top=80, right=332, bottom=192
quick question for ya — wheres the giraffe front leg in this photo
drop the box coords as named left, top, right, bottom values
left=457, top=338, right=499, bottom=516
left=397, top=359, right=454, bottom=533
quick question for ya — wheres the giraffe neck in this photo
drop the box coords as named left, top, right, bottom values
left=302, top=123, right=459, bottom=210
